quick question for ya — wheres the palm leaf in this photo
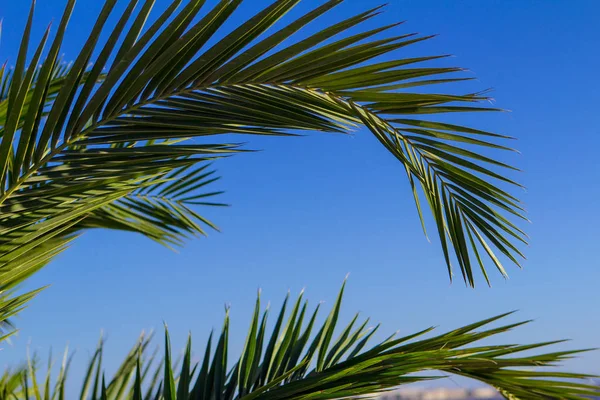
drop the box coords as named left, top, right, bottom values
left=5, top=283, right=599, bottom=399
left=0, top=0, right=527, bottom=288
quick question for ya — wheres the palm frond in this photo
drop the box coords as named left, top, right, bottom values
left=5, top=283, right=599, bottom=400
left=0, top=0, right=527, bottom=287
left=0, top=177, right=177, bottom=340
left=0, top=287, right=44, bottom=345
left=0, top=58, right=71, bottom=139
left=82, top=161, right=229, bottom=246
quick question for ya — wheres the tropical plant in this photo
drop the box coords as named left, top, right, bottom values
left=0, top=0, right=527, bottom=350
left=3, top=283, right=600, bottom=400
left=0, top=0, right=596, bottom=398
left=0, top=0, right=527, bottom=296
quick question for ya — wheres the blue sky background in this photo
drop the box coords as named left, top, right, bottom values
left=1, top=0, right=599, bottom=394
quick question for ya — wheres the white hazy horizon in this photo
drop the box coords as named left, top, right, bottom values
left=379, top=387, right=502, bottom=400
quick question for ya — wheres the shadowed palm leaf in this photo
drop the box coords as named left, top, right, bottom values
left=4, top=283, right=599, bottom=400
left=0, top=0, right=526, bottom=292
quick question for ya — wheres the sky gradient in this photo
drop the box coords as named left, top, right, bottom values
left=1, top=0, right=599, bottom=393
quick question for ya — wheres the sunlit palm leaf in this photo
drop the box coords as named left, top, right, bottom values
left=5, top=283, right=599, bottom=400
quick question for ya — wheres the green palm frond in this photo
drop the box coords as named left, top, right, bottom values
left=82, top=161, right=229, bottom=246
left=5, top=283, right=599, bottom=400
left=0, top=0, right=527, bottom=288
left=0, top=287, right=43, bottom=344
left=0, top=59, right=71, bottom=136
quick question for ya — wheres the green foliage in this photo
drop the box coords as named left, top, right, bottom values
left=1, top=2, right=593, bottom=399
left=0, top=0, right=527, bottom=291
left=3, top=284, right=599, bottom=400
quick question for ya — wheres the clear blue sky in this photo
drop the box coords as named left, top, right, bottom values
left=1, top=0, right=599, bottom=393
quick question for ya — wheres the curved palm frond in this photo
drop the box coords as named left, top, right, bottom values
left=0, top=0, right=527, bottom=288
left=5, top=283, right=599, bottom=400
